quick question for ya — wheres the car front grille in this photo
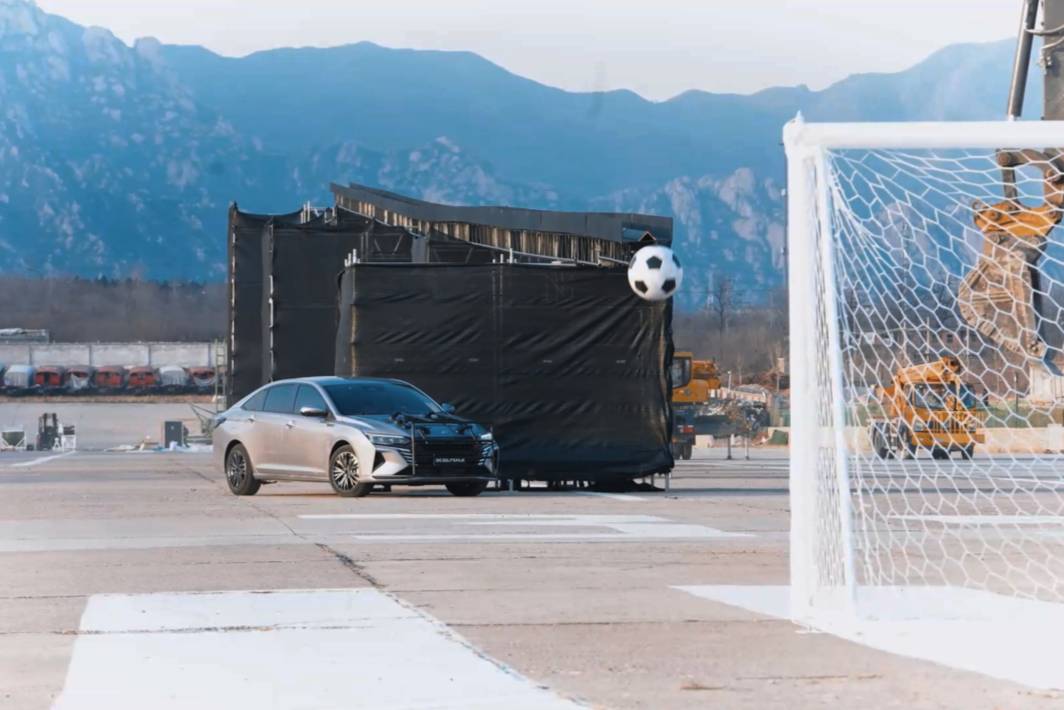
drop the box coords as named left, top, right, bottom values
left=927, top=420, right=965, bottom=434
left=390, top=436, right=490, bottom=474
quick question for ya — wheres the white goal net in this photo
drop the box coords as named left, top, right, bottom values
left=785, top=118, right=1064, bottom=624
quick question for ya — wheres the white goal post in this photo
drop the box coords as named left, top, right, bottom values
left=785, top=116, right=1064, bottom=624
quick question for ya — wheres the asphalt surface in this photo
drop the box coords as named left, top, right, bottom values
left=1, top=446, right=1060, bottom=709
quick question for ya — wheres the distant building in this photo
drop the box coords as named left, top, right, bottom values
left=330, top=182, right=673, bottom=264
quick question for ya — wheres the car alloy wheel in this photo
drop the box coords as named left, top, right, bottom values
left=332, top=450, right=360, bottom=491
left=227, top=449, right=248, bottom=487
left=225, top=444, right=260, bottom=496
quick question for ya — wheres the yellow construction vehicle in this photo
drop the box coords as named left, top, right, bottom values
left=868, top=356, right=987, bottom=461
left=671, top=353, right=725, bottom=460
left=672, top=355, right=721, bottom=406
left=671, top=352, right=697, bottom=460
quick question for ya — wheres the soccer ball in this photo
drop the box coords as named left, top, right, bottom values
left=627, top=245, right=683, bottom=301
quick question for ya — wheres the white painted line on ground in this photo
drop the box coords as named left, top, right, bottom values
left=893, top=514, right=1064, bottom=526
left=674, top=584, right=1064, bottom=691
left=298, top=513, right=751, bottom=541
left=55, top=588, right=582, bottom=709
left=344, top=530, right=735, bottom=542
left=7, top=450, right=76, bottom=468
left=577, top=492, right=647, bottom=502
left=990, top=476, right=1064, bottom=487
left=298, top=513, right=660, bottom=521
left=0, top=534, right=302, bottom=554
left=0, top=514, right=751, bottom=553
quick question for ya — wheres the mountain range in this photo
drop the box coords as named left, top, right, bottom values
left=0, top=0, right=1035, bottom=306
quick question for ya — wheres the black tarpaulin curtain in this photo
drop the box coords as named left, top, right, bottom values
left=262, top=216, right=412, bottom=383
left=335, top=264, right=674, bottom=480
left=226, top=205, right=302, bottom=404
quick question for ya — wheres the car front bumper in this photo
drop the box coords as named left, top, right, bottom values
left=365, top=443, right=499, bottom=484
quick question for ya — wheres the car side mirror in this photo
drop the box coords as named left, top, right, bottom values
left=300, top=406, right=328, bottom=418
left=441, top=403, right=456, bottom=415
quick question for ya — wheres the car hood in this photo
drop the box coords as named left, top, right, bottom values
left=334, top=415, right=407, bottom=436
left=335, top=414, right=484, bottom=439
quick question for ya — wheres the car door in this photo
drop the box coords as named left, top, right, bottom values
left=255, top=383, right=298, bottom=476
left=283, top=384, right=334, bottom=480
left=224, top=387, right=268, bottom=463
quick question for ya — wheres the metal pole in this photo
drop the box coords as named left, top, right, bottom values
left=1007, top=0, right=1040, bottom=120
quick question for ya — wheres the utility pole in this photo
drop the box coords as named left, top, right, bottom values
left=1008, top=0, right=1040, bottom=120
left=1044, top=0, right=1064, bottom=120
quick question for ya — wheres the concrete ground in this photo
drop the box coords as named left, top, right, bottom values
left=0, top=446, right=1060, bottom=709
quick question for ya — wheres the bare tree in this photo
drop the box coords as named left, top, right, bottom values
left=0, top=277, right=226, bottom=342
left=674, top=286, right=786, bottom=386
left=710, top=273, right=735, bottom=339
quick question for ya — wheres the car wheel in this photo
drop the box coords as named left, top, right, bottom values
left=330, top=445, right=372, bottom=498
left=225, top=444, right=261, bottom=496
left=897, top=426, right=916, bottom=460
left=961, top=444, right=975, bottom=460
left=874, top=433, right=892, bottom=460
left=446, top=481, right=488, bottom=497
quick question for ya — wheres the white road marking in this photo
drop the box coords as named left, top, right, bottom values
left=0, top=534, right=303, bottom=553
left=298, top=513, right=660, bottom=521
left=6, top=450, right=76, bottom=468
left=298, top=513, right=750, bottom=541
left=577, top=492, right=647, bottom=502
left=675, top=584, right=1064, bottom=691
left=55, top=588, right=581, bottom=709
left=0, top=514, right=750, bottom=553
left=893, top=514, right=1064, bottom=526
left=990, top=476, right=1064, bottom=487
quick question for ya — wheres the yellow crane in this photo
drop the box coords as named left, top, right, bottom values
left=868, top=356, right=987, bottom=461
left=671, top=353, right=723, bottom=460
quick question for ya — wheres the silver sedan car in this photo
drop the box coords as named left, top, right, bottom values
left=213, top=377, right=499, bottom=497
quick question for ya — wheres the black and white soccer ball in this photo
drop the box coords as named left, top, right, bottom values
left=627, top=245, right=683, bottom=301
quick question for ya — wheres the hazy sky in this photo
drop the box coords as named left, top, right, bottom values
left=36, top=0, right=1020, bottom=100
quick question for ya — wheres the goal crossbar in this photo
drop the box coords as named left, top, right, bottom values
left=784, top=117, right=1064, bottom=154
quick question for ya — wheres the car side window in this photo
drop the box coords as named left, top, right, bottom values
left=262, top=383, right=298, bottom=414
left=243, top=388, right=269, bottom=412
left=295, top=385, right=328, bottom=413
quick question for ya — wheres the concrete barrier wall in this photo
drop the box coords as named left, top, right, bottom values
left=89, top=344, right=151, bottom=366
left=0, top=344, right=30, bottom=365
left=0, top=343, right=218, bottom=368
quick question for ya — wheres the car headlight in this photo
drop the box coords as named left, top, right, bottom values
left=369, top=433, right=410, bottom=447
left=480, top=432, right=494, bottom=441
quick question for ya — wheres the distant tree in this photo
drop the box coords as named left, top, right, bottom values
left=0, top=276, right=226, bottom=342
left=710, top=273, right=735, bottom=339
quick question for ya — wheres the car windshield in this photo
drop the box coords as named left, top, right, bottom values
left=953, top=383, right=986, bottom=410
left=323, top=381, right=442, bottom=417
left=909, top=383, right=949, bottom=411
left=671, top=358, right=692, bottom=388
